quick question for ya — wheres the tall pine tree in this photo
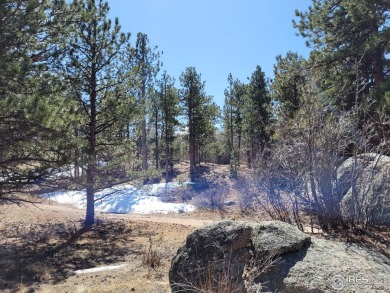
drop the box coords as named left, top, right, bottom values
left=243, top=65, right=271, bottom=165
left=294, top=0, right=390, bottom=109
left=157, top=71, right=180, bottom=181
left=180, top=67, right=218, bottom=180
left=0, top=0, right=70, bottom=203
left=132, top=33, right=161, bottom=171
left=62, top=0, right=130, bottom=225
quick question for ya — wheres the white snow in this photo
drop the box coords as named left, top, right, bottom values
left=43, top=182, right=196, bottom=214
left=75, top=264, right=128, bottom=275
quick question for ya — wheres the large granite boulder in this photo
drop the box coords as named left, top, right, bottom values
left=169, top=221, right=253, bottom=292
left=338, top=153, right=390, bottom=225
left=169, top=220, right=390, bottom=292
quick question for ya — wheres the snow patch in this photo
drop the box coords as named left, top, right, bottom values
left=43, top=182, right=196, bottom=214
left=75, top=264, right=128, bottom=274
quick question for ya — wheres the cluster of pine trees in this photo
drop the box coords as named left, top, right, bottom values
left=0, top=0, right=389, bottom=227
left=0, top=0, right=219, bottom=225
left=225, top=0, right=389, bottom=231
left=222, top=0, right=389, bottom=170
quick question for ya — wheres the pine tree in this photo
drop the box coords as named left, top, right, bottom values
left=223, top=75, right=242, bottom=162
left=132, top=33, right=161, bottom=171
left=180, top=67, right=218, bottom=181
left=0, top=0, right=70, bottom=203
left=243, top=66, right=271, bottom=165
left=194, top=97, right=219, bottom=165
left=271, top=52, right=306, bottom=118
left=151, top=87, right=162, bottom=169
left=223, top=74, right=235, bottom=157
left=222, top=74, right=245, bottom=173
left=62, top=0, right=130, bottom=225
left=180, top=67, right=203, bottom=180
left=294, top=0, right=390, bottom=109
left=157, top=71, right=180, bottom=181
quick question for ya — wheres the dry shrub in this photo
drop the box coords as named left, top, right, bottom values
left=141, top=234, right=167, bottom=274
left=234, top=174, right=261, bottom=214
left=194, top=184, right=229, bottom=212
left=172, top=250, right=280, bottom=293
left=173, top=255, right=244, bottom=293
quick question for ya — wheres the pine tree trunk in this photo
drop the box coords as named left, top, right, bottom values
left=155, top=110, right=159, bottom=169
left=85, top=163, right=95, bottom=226
left=85, top=129, right=96, bottom=226
left=141, top=76, right=148, bottom=170
left=189, top=136, right=195, bottom=181
left=238, top=130, right=241, bottom=165
left=189, top=93, right=195, bottom=181
left=165, top=138, right=169, bottom=183
left=85, top=65, right=97, bottom=226
left=195, top=144, right=200, bottom=166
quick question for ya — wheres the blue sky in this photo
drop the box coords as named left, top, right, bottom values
left=107, top=0, right=313, bottom=108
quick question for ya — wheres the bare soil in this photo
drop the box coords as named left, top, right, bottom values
left=0, top=202, right=216, bottom=293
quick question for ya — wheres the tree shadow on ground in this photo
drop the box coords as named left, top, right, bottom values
left=0, top=220, right=142, bottom=292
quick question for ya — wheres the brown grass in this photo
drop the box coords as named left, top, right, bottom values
left=0, top=203, right=193, bottom=293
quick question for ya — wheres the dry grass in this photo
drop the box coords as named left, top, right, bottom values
left=0, top=203, right=193, bottom=293
left=141, top=234, right=169, bottom=274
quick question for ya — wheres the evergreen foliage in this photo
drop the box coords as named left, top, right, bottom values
left=156, top=71, right=180, bottom=181
left=180, top=67, right=219, bottom=181
left=222, top=66, right=272, bottom=169
left=0, top=0, right=69, bottom=203
left=132, top=33, right=161, bottom=171
left=61, top=0, right=131, bottom=225
left=294, top=0, right=390, bottom=110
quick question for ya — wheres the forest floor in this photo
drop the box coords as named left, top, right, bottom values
left=0, top=162, right=389, bottom=293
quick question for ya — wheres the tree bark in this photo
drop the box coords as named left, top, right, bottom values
left=85, top=61, right=97, bottom=226
left=141, top=74, right=148, bottom=170
left=189, top=86, right=195, bottom=181
left=164, top=84, right=170, bottom=182
left=165, top=135, right=169, bottom=182
left=155, top=108, right=159, bottom=169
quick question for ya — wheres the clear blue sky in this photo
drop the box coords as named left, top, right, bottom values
left=107, top=0, right=313, bottom=108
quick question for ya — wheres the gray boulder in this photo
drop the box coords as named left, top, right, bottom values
left=169, top=220, right=310, bottom=292
left=169, top=220, right=390, bottom=293
left=281, top=237, right=390, bottom=293
left=169, top=221, right=253, bottom=292
left=338, top=153, right=390, bottom=225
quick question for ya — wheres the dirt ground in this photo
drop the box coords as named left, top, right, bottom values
left=1, top=162, right=389, bottom=293
left=0, top=162, right=261, bottom=293
left=0, top=202, right=223, bottom=293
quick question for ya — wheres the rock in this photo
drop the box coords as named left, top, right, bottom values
left=169, top=221, right=253, bottom=292
left=338, top=153, right=390, bottom=225
left=245, top=221, right=311, bottom=292
left=280, top=237, right=390, bottom=293
left=169, top=220, right=390, bottom=293
left=169, top=220, right=310, bottom=292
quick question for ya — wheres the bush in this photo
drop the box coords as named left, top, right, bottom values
left=141, top=234, right=166, bottom=274
left=195, top=184, right=229, bottom=212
